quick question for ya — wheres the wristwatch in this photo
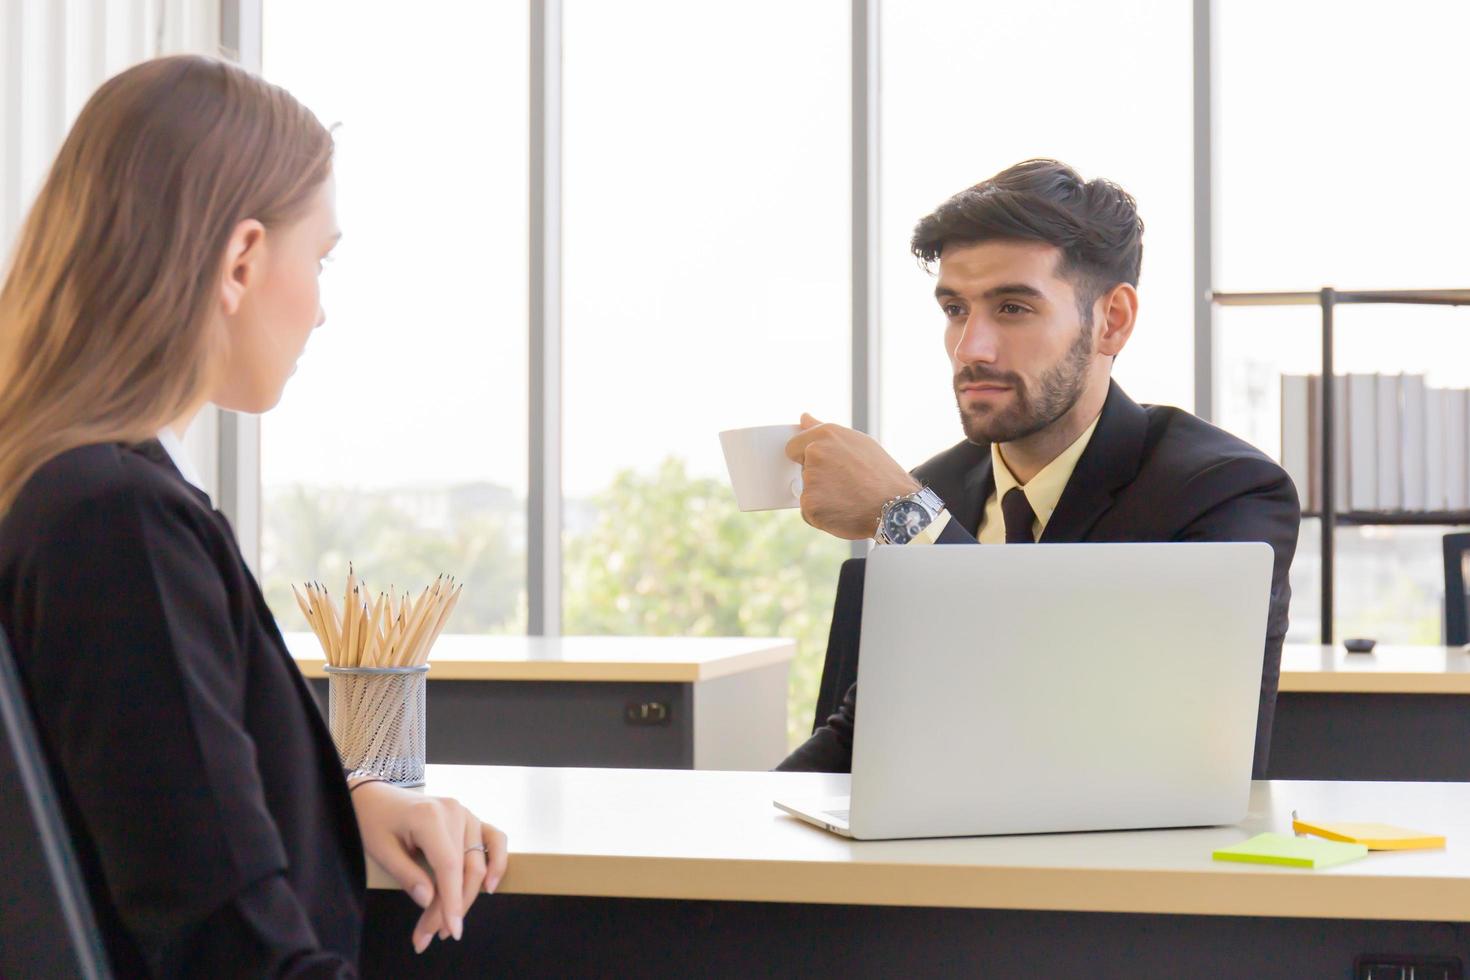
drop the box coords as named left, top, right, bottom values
left=874, top=486, right=946, bottom=545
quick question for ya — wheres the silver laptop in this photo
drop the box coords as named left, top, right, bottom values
left=775, top=542, right=1273, bottom=840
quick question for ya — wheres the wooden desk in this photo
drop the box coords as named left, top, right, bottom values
left=1280, top=644, right=1470, bottom=695
left=1272, top=644, right=1470, bottom=782
left=360, top=767, right=1470, bottom=977
left=287, top=634, right=794, bottom=771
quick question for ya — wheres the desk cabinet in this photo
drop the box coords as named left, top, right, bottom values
left=1271, top=644, right=1470, bottom=781
left=290, top=634, right=793, bottom=771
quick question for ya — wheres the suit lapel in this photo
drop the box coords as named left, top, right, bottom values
left=1039, top=380, right=1149, bottom=543
left=913, top=438, right=993, bottom=536
left=956, top=453, right=995, bottom=537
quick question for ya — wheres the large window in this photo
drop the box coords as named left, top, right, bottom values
left=1215, top=0, right=1470, bottom=643
left=252, top=1, right=1465, bottom=749
left=559, top=0, right=851, bottom=744
left=259, top=2, right=530, bottom=636
left=259, top=0, right=851, bottom=744
left=878, top=0, right=1194, bottom=472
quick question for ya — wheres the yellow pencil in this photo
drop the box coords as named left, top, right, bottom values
left=398, top=579, right=437, bottom=662
left=399, top=577, right=444, bottom=667
left=291, top=583, right=312, bottom=621
left=415, top=583, right=462, bottom=666
left=319, top=584, right=343, bottom=666
left=297, top=568, right=462, bottom=668
left=342, top=565, right=357, bottom=663
left=388, top=591, right=406, bottom=662
left=355, top=597, right=371, bottom=667
left=345, top=586, right=361, bottom=667
left=294, top=586, right=325, bottom=654
left=308, top=583, right=340, bottom=666
left=410, top=577, right=455, bottom=666
left=363, top=591, right=387, bottom=667
left=385, top=608, right=406, bottom=667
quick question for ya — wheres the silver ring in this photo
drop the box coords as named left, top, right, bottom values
left=464, top=843, right=487, bottom=855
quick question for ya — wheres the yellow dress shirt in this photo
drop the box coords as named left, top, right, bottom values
left=908, top=412, right=1102, bottom=545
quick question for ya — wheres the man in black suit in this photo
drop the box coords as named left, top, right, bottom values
left=779, top=159, right=1300, bottom=778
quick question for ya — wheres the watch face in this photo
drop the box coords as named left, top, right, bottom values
left=883, top=500, right=930, bottom=543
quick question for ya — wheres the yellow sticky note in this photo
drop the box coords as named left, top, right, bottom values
left=1213, top=832, right=1367, bottom=869
left=1291, top=819, right=1445, bottom=851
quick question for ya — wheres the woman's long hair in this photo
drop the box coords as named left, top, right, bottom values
left=0, top=55, right=332, bottom=517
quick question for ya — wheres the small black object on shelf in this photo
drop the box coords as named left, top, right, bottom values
left=1342, top=637, right=1376, bottom=654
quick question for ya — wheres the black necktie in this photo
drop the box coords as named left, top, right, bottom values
left=1001, top=487, right=1036, bottom=544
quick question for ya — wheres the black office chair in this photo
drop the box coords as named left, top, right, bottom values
left=0, top=626, right=112, bottom=978
left=1443, top=533, right=1470, bottom=646
left=811, top=558, right=868, bottom=730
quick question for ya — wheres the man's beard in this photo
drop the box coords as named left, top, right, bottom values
left=953, top=326, right=1093, bottom=445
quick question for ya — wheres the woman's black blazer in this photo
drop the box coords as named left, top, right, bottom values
left=0, top=440, right=364, bottom=976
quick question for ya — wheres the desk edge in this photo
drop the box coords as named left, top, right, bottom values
left=367, top=855, right=1470, bottom=922
left=1279, top=672, right=1470, bottom=695
left=292, top=641, right=796, bottom=683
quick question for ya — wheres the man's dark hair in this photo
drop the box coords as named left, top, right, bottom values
left=910, top=159, right=1144, bottom=321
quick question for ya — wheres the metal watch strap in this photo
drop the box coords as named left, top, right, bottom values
left=875, top=486, right=946, bottom=545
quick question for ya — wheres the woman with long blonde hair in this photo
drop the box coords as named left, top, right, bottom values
left=0, top=55, right=506, bottom=974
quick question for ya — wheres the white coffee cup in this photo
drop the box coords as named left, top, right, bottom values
left=719, top=424, right=804, bottom=512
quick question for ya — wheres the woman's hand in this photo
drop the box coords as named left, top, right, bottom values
left=349, top=782, right=509, bottom=954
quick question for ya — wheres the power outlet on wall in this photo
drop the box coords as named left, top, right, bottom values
left=1355, top=955, right=1463, bottom=980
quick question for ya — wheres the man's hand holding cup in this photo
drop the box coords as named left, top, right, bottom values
left=785, top=414, right=920, bottom=540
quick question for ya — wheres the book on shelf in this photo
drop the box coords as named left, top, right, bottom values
left=1281, top=372, right=1470, bottom=516
left=1297, top=374, right=1350, bottom=512
left=1446, top=388, right=1469, bottom=511
left=1347, top=373, right=1377, bottom=511
left=1375, top=373, right=1401, bottom=510
left=1280, top=374, right=1312, bottom=510
left=1402, top=374, right=1428, bottom=511
left=1332, top=375, right=1349, bottom=511
left=1426, top=386, right=1446, bottom=510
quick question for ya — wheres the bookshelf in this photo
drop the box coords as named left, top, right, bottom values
left=1211, top=287, right=1470, bottom=644
left=1304, top=511, right=1470, bottom=527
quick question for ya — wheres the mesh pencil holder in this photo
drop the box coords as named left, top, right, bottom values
left=325, top=664, right=428, bottom=787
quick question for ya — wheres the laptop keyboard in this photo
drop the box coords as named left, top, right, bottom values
left=824, top=809, right=850, bottom=822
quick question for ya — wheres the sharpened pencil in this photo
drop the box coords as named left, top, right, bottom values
left=296, top=567, right=459, bottom=668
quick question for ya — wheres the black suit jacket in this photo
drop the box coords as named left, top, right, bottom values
left=0, top=441, right=364, bottom=977
left=779, top=380, right=1301, bottom=779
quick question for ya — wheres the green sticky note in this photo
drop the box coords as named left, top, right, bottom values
left=1213, top=832, right=1368, bottom=869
